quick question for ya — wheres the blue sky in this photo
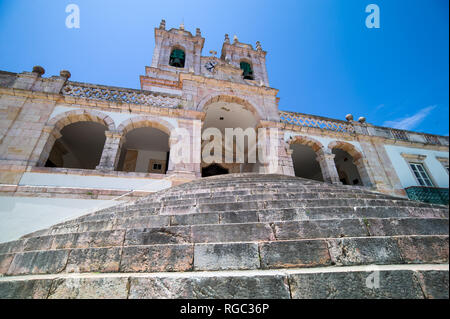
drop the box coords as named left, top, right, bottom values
left=0, top=0, right=448, bottom=135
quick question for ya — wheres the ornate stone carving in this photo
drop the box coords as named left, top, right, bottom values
left=280, top=111, right=355, bottom=133
left=62, top=82, right=182, bottom=108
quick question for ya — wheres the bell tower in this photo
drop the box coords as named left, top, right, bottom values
left=220, top=34, right=270, bottom=87
left=150, top=19, right=205, bottom=75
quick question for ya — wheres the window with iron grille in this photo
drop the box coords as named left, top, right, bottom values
left=409, top=162, right=434, bottom=187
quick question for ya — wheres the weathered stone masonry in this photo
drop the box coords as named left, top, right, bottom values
left=0, top=20, right=448, bottom=202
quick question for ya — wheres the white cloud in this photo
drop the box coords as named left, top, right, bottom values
left=375, top=104, right=385, bottom=111
left=383, top=105, right=436, bottom=130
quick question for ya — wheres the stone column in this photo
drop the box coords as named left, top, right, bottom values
left=167, top=120, right=202, bottom=178
left=282, top=147, right=295, bottom=176
left=95, top=131, right=125, bottom=171
left=353, top=157, right=374, bottom=187
left=166, top=136, right=179, bottom=173
left=316, top=151, right=342, bottom=185
left=166, top=135, right=199, bottom=180
left=35, top=126, right=62, bottom=167
left=255, top=123, right=291, bottom=175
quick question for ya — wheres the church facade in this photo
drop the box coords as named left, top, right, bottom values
left=0, top=21, right=448, bottom=237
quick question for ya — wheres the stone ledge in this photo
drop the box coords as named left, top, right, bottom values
left=28, top=166, right=168, bottom=179
left=0, top=264, right=447, bottom=299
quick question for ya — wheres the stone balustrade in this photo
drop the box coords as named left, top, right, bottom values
left=280, top=110, right=449, bottom=146
left=279, top=111, right=355, bottom=133
left=62, top=82, right=183, bottom=108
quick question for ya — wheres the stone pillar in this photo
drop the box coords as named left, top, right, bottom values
left=95, top=131, right=125, bottom=171
left=35, top=126, right=62, bottom=167
left=167, top=134, right=199, bottom=179
left=167, top=136, right=179, bottom=173
left=316, top=151, right=342, bottom=185
left=353, top=157, right=374, bottom=187
left=283, top=148, right=295, bottom=176
left=256, top=126, right=280, bottom=174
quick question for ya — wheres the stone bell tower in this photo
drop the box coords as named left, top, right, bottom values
left=220, top=34, right=270, bottom=87
left=150, top=20, right=205, bottom=75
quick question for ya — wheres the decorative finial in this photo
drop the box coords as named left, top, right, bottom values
left=209, top=50, right=217, bottom=56
left=59, top=70, right=71, bottom=79
left=233, top=35, right=238, bottom=43
left=32, top=66, right=45, bottom=77
left=345, top=114, right=354, bottom=122
left=159, top=19, right=166, bottom=30
left=196, top=28, right=201, bottom=37
left=224, top=34, right=230, bottom=44
left=256, top=41, right=262, bottom=51
left=358, top=116, right=366, bottom=124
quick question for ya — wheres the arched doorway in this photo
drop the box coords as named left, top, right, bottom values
left=290, top=144, right=324, bottom=181
left=200, top=95, right=261, bottom=176
left=45, top=121, right=106, bottom=169
left=329, top=141, right=372, bottom=187
left=289, top=136, right=325, bottom=182
left=202, top=164, right=229, bottom=177
left=117, top=127, right=170, bottom=174
left=332, top=148, right=363, bottom=186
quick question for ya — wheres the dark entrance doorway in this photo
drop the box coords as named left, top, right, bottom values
left=202, top=164, right=229, bottom=177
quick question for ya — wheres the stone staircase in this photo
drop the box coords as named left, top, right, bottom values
left=0, top=173, right=448, bottom=298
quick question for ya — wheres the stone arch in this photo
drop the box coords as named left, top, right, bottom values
left=168, top=45, right=186, bottom=68
left=117, top=116, right=175, bottom=137
left=48, top=109, right=115, bottom=132
left=197, top=94, right=263, bottom=122
left=289, top=135, right=326, bottom=155
left=116, top=116, right=176, bottom=173
left=327, top=141, right=363, bottom=161
left=239, top=59, right=254, bottom=80
left=328, top=140, right=373, bottom=187
left=198, top=94, right=263, bottom=176
left=35, top=109, right=115, bottom=167
left=288, top=135, right=327, bottom=182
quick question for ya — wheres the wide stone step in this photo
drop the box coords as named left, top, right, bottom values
left=157, top=199, right=436, bottom=214
left=157, top=191, right=392, bottom=204
left=60, top=191, right=422, bottom=221
left=0, top=235, right=447, bottom=276
left=102, top=198, right=437, bottom=217
left=22, top=204, right=449, bottom=237
left=2, top=217, right=447, bottom=253
left=157, top=192, right=396, bottom=205
left=149, top=185, right=397, bottom=199
left=1, top=264, right=447, bottom=299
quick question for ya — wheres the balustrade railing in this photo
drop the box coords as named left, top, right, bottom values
left=279, top=111, right=355, bottom=133
left=390, top=129, right=409, bottom=141
left=405, top=186, right=449, bottom=205
left=62, top=82, right=182, bottom=108
left=279, top=111, right=448, bottom=146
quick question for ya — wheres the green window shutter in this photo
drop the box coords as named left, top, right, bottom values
left=240, top=62, right=254, bottom=79
left=169, top=49, right=185, bottom=68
